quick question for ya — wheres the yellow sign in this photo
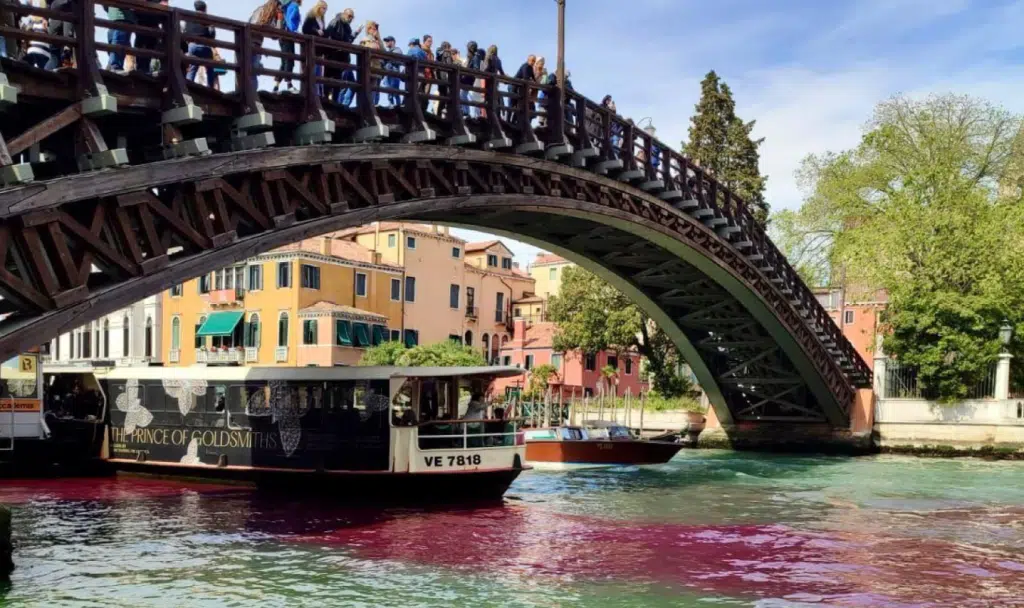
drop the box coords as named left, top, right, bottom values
left=0, top=399, right=40, bottom=412
left=18, top=355, right=36, bottom=375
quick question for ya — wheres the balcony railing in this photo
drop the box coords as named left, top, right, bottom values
left=206, top=287, right=245, bottom=306
left=196, top=348, right=243, bottom=364
left=245, top=347, right=259, bottom=363
left=169, top=349, right=180, bottom=363
left=466, top=306, right=479, bottom=319
left=275, top=347, right=289, bottom=363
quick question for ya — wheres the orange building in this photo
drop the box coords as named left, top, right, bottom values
left=814, top=287, right=889, bottom=369
left=162, top=237, right=404, bottom=367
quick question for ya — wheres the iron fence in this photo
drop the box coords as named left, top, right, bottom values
left=884, top=359, right=998, bottom=400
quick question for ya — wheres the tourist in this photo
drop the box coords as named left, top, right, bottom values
left=106, top=2, right=135, bottom=73
left=0, top=0, right=17, bottom=60
left=134, top=0, right=167, bottom=75
left=483, top=45, right=505, bottom=120
left=382, top=35, right=403, bottom=107
left=324, top=8, right=361, bottom=106
left=184, top=0, right=218, bottom=89
left=273, top=0, right=303, bottom=93
left=534, top=56, right=548, bottom=125
left=435, top=41, right=454, bottom=117
left=461, top=40, right=480, bottom=118
left=420, top=34, right=434, bottom=114
left=474, top=46, right=487, bottom=117
left=510, top=54, right=535, bottom=124
left=360, top=20, right=383, bottom=106
left=21, top=14, right=50, bottom=70
left=45, top=0, right=75, bottom=71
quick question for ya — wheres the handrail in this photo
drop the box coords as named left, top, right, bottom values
left=0, top=0, right=870, bottom=388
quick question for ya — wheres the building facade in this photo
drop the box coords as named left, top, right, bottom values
left=529, top=253, right=573, bottom=301
left=814, top=287, right=889, bottom=370
left=47, top=296, right=162, bottom=366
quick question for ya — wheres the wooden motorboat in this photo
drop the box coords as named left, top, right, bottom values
left=524, top=421, right=683, bottom=468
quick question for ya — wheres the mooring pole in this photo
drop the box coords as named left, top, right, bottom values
left=1, top=504, right=12, bottom=579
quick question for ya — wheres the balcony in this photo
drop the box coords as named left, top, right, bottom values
left=245, top=347, right=259, bottom=363
left=206, top=287, right=245, bottom=307
left=465, top=306, right=478, bottom=319
left=196, top=348, right=243, bottom=365
left=169, top=349, right=180, bottom=364
left=275, top=347, right=289, bottom=363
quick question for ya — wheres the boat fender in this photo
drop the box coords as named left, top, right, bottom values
left=513, top=454, right=523, bottom=470
left=217, top=454, right=228, bottom=468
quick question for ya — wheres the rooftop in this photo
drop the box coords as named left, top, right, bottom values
left=465, top=240, right=501, bottom=252
left=532, top=253, right=569, bottom=267
left=298, top=302, right=389, bottom=321
left=502, top=321, right=558, bottom=350
left=335, top=222, right=465, bottom=242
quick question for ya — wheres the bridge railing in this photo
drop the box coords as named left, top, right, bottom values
left=0, top=0, right=870, bottom=386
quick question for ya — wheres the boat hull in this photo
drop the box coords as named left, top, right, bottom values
left=525, top=439, right=684, bottom=466
left=109, top=459, right=523, bottom=504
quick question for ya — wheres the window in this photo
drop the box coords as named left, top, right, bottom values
left=464, top=331, right=473, bottom=346
left=195, top=316, right=206, bottom=349
left=170, top=284, right=182, bottom=297
left=215, top=268, right=225, bottom=291
left=495, top=292, right=505, bottom=323
left=352, top=323, right=371, bottom=347
left=390, top=330, right=402, bottom=342
left=449, top=334, right=462, bottom=344
left=407, top=236, right=416, bottom=249
left=372, top=325, right=387, bottom=346
left=335, top=320, right=352, bottom=346
left=405, top=276, right=416, bottom=302
left=450, top=284, right=460, bottom=309
left=585, top=353, right=596, bottom=371
left=69, top=332, right=74, bottom=359
left=387, top=234, right=397, bottom=248
left=525, top=355, right=534, bottom=370
left=549, top=268, right=557, bottom=280
left=483, top=334, right=490, bottom=357
left=514, top=307, right=522, bottom=317
left=466, top=287, right=475, bottom=311
left=404, top=329, right=419, bottom=347
left=234, top=266, right=244, bottom=291
left=248, top=265, right=263, bottom=291
left=171, top=317, right=181, bottom=350
left=301, top=264, right=321, bottom=289
left=356, top=273, right=368, bottom=297
left=246, top=314, right=261, bottom=348
left=122, top=316, right=130, bottom=357
left=552, top=353, right=563, bottom=369
left=843, top=310, right=855, bottom=324
left=452, top=247, right=461, bottom=258
left=144, top=318, right=153, bottom=358
left=502, top=356, right=511, bottom=366
left=278, top=313, right=289, bottom=347
left=198, top=274, right=211, bottom=294
left=502, top=257, right=512, bottom=270
left=487, top=254, right=498, bottom=267
left=81, top=327, right=91, bottom=359
left=608, top=355, right=619, bottom=370
left=625, top=358, right=633, bottom=375
left=55, top=335, right=60, bottom=361
left=391, top=278, right=402, bottom=301
left=303, top=320, right=318, bottom=345
left=277, top=262, right=292, bottom=288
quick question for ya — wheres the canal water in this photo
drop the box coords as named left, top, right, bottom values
left=1, top=452, right=1023, bottom=607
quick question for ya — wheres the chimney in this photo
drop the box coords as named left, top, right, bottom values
left=512, top=318, right=528, bottom=349
left=320, top=237, right=330, bottom=256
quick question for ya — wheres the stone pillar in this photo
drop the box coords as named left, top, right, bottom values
left=0, top=504, right=12, bottom=579
left=995, top=353, right=1013, bottom=401
left=873, top=334, right=887, bottom=400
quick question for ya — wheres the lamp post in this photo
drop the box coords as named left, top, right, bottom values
left=999, top=320, right=1014, bottom=353
left=555, top=0, right=566, bottom=92
left=637, top=117, right=657, bottom=137
left=996, top=320, right=1014, bottom=400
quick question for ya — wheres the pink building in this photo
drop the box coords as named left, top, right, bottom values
left=493, top=318, right=646, bottom=399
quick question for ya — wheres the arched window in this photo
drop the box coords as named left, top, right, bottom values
left=69, top=331, right=75, bottom=360
left=195, top=315, right=206, bottom=349
left=171, top=317, right=181, bottom=351
left=278, top=313, right=289, bottom=347
left=103, top=319, right=110, bottom=358
left=81, top=326, right=91, bottom=358
left=55, top=336, right=61, bottom=361
left=464, top=330, right=473, bottom=347
left=492, top=335, right=501, bottom=362
left=482, top=334, right=490, bottom=359
left=144, top=317, right=153, bottom=358
left=122, top=316, right=130, bottom=357
left=94, top=324, right=100, bottom=359
left=247, top=313, right=261, bottom=348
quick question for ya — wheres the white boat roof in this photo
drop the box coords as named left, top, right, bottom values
left=43, top=364, right=525, bottom=382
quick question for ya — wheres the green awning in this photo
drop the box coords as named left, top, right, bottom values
left=371, top=325, right=387, bottom=346
left=353, top=323, right=371, bottom=347
left=336, top=320, right=352, bottom=346
left=196, top=311, right=244, bottom=337
left=404, top=329, right=419, bottom=348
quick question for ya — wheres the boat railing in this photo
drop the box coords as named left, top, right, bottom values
left=417, top=418, right=524, bottom=451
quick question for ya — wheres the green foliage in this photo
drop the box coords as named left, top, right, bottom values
left=547, top=266, right=690, bottom=397
left=683, top=71, right=769, bottom=225
left=524, top=364, right=558, bottom=400
left=360, top=340, right=487, bottom=368
left=791, top=94, right=1024, bottom=401
left=572, top=394, right=706, bottom=413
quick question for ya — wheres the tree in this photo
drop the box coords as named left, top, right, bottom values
left=547, top=266, right=689, bottom=397
left=599, top=364, right=618, bottom=396
left=794, top=94, right=1024, bottom=401
left=683, top=71, right=769, bottom=225
left=524, top=364, right=557, bottom=401
left=360, top=340, right=487, bottom=367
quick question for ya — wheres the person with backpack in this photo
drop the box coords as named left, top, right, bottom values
left=273, top=0, right=302, bottom=93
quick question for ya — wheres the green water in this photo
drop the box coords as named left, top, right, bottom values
left=2, top=452, right=1023, bottom=607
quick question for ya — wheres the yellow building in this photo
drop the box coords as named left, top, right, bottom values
left=162, top=237, right=404, bottom=367
left=529, top=253, right=574, bottom=300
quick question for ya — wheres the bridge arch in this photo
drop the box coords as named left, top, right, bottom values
left=0, top=145, right=857, bottom=425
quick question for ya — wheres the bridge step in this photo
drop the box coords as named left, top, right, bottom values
left=353, top=124, right=389, bottom=143
left=0, top=74, right=16, bottom=106
left=733, top=240, right=754, bottom=249
left=404, top=129, right=438, bottom=144
left=0, top=163, right=34, bottom=187
left=162, top=138, right=210, bottom=160
left=717, top=225, right=742, bottom=238
left=295, top=119, right=336, bottom=145
left=617, top=169, right=645, bottom=183
left=77, top=148, right=129, bottom=172
left=746, top=254, right=764, bottom=262
left=162, top=104, right=204, bottom=126
left=82, top=94, right=118, bottom=116
left=484, top=137, right=512, bottom=150
left=639, top=180, right=664, bottom=192
left=545, top=143, right=573, bottom=159
left=672, top=198, right=699, bottom=211
left=595, top=159, right=624, bottom=175
left=446, top=133, right=477, bottom=146
left=659, top=190, right=684, bottom=202
left=516, top=140, right=545, bottom=155
left=703, top=217, right=729, bottom=228
left=690, top=208, right=715, bottom=219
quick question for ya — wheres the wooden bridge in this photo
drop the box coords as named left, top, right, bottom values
left=0, top=0, right=871, bottom=428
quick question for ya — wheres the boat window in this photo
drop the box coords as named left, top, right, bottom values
left=47, top=373, right=104, bottom=422
left=244, top=382, right=270, bottom=417
left=560, top=427, right=584, bottom=441
left=608, top=426, right=632, bottom=439
left=391, top=380, right=416, bottom=426
left=418, top=380, right=452, bottom=422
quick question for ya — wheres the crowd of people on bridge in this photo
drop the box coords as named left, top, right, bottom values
left=0, top=0, right=661, bottom=167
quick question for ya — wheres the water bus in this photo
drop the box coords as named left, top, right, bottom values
left=523, top=421, right=684, bottom=469
left=41, top=365, right=528, bottom=501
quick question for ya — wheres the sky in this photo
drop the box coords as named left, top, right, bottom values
left=169, top=0, right=1024, bottom=266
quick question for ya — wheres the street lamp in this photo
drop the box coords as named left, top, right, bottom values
left=637, top=117, right=657, bottom=137
left=555, top=0, right=566, bottom=91
left=1000, top=320, right=1014, bottom=352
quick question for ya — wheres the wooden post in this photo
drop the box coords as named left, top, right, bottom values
left=0, top=504, right=12, bottom=579
left=555, top=0, right=566, bottom=96
left=639, top=392, right=645, bottom=437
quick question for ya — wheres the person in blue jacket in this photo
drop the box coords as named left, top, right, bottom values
left=274, top=0, right=302, bottom=93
